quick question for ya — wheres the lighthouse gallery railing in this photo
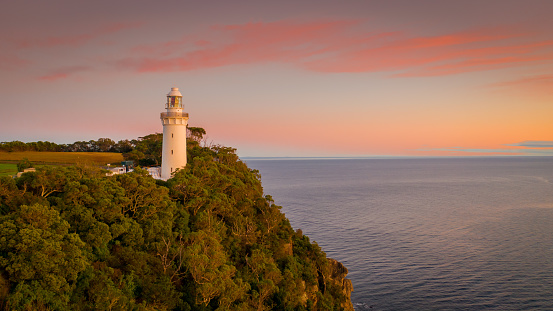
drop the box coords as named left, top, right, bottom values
left=160, top=112, right=189, bottom=118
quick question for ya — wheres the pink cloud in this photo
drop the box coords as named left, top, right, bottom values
left=487, top=73, right=553, bottom=96
left=490, top=74, right=553, bottom=87
left=393, top=40, right=553, bottom=77
left=38, top=73, right=69, bottom=82
left=305, top=29, right=553, bottom=74
left=0, top=54, right=32, bottom=70
left=406, top=55, right=551, bottom=77
left=117, top=20, right=363, bottom=72
left=38, top=66, right=90, bottom=82
left=14, top=22, right=143, bottom=49
left=115, top=20, right=553, bottom=77
left=130, top=35, right=196, bottom=56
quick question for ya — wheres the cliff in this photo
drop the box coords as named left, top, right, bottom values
left=278, top=236, right=354, bottom=310
left=328, top=258, right=355, bottom=311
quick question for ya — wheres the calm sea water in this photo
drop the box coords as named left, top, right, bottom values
left=245, top=157, right=553, bottom=311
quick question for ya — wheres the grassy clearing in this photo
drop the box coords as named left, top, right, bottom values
left=0, top=163, right=17, bottom=177
left=0, top=151, right=124, bottom=165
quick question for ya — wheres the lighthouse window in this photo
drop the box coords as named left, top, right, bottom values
left=171, top=167, right=173, bottom=172
left=172, top=133, right=173, bottom=138
left=171, top=150, right=173, bottom=155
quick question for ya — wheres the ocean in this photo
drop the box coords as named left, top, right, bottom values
left=245, top=157, right=553, bottom=311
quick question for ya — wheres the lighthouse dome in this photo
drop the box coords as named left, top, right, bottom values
left=167, top=87, right=182, bottom=97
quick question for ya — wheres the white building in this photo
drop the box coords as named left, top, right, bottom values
left=146, top=167, right=162, bottom=180
left=106, top=166, right=127, bottom=176
left=160, top=87, right=189, bottom=180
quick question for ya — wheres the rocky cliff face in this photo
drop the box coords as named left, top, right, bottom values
left=327, top=258, right=354, bottom=311
left=281, top=235, right=354, bottom=310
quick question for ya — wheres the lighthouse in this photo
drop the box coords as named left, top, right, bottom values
left=160, top=87, right=189, bottom=180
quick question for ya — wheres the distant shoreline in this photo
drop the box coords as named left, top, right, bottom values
left=242, top=155, right=553, bottom=160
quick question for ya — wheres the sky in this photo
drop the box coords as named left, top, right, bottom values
left=1, top=0, right=553, bottom=157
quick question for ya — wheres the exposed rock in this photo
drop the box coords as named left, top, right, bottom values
left=328, top=258, right=354, bottom=311
left=292, top=257, right=354, bottom=310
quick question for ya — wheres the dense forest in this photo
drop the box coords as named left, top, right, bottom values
left=0, top=130, right=353, bottom=310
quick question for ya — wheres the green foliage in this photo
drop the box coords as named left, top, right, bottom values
left=16, top=158, right=32, bottom=172
left=0, top=203, right=87, bottom=309
left=127, top=134, right=163, bottom=166
left=0, top=131, right=349, bottom=310
left=0, top=141, right=66, bottom=152
left=187, top=127, right=206, bottom=144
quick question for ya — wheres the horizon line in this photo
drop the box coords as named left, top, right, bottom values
left=241, top=155, right=553, bottom=160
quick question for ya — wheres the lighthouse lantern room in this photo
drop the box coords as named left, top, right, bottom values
left=160, top=87, right=189, bottom=180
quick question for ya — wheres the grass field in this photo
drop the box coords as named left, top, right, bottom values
left=0, top=163, right=17, bottom=177
left=0, top=151, right=124, bottom=166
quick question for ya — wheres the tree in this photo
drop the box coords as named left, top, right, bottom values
left=0, top=141, right=26, bottom=152
left=0, top=203, right=87, bottom=310
left=0, top=177, right=24, bottom=215
left=124, top=134, right=163, bottom=166
left=113, top=139, right=134, bottom=153
left=187, top=127, right=206, bottom=144
left=66, top=141, right=91, bottom=152
left=246, top=249, right=283, bottom=310
left=183, top=230, right=248, bottom=307
left=116, top=168, right=173, bottom=221
left=16, top=158, right=32, bottom=172
left=94, top=138, right=116, bottom=152
left=17, top=166, right=75, bottom=198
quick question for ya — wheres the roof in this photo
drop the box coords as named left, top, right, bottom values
left=167, top=87, right=182, bottom=97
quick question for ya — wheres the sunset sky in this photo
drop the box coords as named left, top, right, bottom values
left=1, top=0, right=552, bottom=157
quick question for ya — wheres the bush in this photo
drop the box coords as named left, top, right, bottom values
left=16, top=158, right=32, bottom=172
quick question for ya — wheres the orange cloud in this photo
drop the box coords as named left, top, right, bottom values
left=117, top=20, right=553, bottom=77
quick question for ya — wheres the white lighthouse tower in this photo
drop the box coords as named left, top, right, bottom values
left=160, top=87, right=189, bottom=180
